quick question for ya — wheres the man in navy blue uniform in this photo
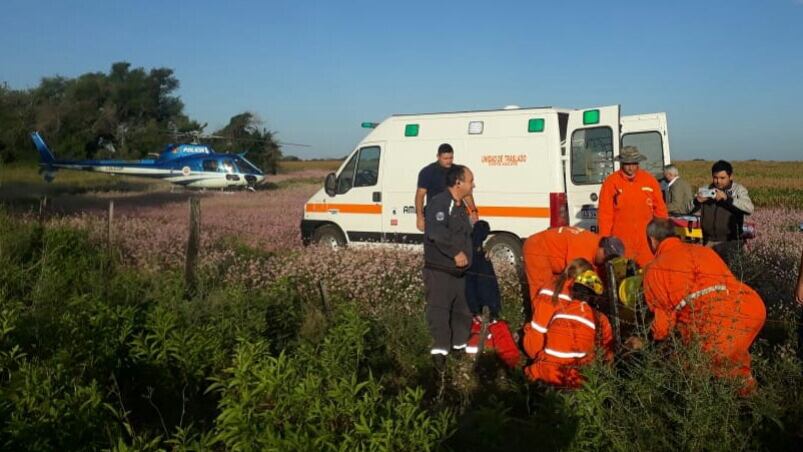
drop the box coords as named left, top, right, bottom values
left=423, top=164, right=475, bottom=370
left=415, top=143, right=478, bottom=232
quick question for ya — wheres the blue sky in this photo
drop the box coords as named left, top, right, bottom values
left=1, top=0, right=802, bottom=160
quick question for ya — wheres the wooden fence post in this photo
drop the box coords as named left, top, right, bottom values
left=318, top=280, right=332, bottom=318
left=606, top=260, right=622, bottom=353
left=185, top=197, right=201, bottom=297
left=38, top=196, right=48, bottom=224
left=107, top=200, right=114, bottom=249
left=102, top=200, right=115, bottom=280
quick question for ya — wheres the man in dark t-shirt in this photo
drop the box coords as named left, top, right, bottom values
left=415, top=143, right=478, bottom=231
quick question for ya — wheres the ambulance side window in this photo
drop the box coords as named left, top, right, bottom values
left=354, top=146, right=380, bottom=187
left=336, top=153, right=358, bottom=194
left=570, top=127, right=614, bottom=185
left=622, top=131, right=663, bottom=179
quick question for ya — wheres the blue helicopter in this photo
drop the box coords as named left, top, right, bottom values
left=31, top=131, right=266, bottom=190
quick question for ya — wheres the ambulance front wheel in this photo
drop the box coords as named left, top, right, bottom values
left=312, top=224, right=347, bottom=248
left=486, top=233, right=522, bottom=268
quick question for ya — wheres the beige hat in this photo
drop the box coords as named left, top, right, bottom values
left=616, top=146, right=647, bottom=163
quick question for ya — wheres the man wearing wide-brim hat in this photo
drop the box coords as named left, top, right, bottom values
left=597, top=146, right=668, bottom=267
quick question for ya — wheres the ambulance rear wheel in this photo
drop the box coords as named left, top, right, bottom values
left=486, top=233, right=522, bottom=269
left=313, top=224, right=346, bottom=248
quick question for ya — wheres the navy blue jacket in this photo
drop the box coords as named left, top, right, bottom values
left=423, top=191, right=473, bottom=275
left=465, top=221, right=501, bottom=317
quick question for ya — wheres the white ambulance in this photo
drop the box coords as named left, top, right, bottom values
left=301, top=105, right=670, bottom=264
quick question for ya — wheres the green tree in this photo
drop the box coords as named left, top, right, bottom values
left=0, top=63, right=285, bottom=166
left=211, top=112, right=282, bottom=175
left=22, top=62, right=200, bottom=160
left=0, top=83, right=35, bottom=163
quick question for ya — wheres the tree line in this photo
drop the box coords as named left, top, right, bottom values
left=0, top=62, right=281, bottom=173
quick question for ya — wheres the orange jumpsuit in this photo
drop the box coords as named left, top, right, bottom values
left=523, top=288, right=614, bottom=388
left=598, top=169, right=667, bottom=267
left=522, top=227, right=601, bottom=302
left=643, top=237, right=766, bottom=390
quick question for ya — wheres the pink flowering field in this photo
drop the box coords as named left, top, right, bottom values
left=24, top=167, right=525, bottom=315
left=12, top=163, right=802, bottom=322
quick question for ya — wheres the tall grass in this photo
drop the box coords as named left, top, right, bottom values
left=1, top=209, right=801, bottom=450
left=0, top=213, right=452, bottom=450
left=2, top=159, right=802, bottom=449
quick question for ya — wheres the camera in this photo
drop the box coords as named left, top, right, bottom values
left=698, top=188, right=717, bottom=198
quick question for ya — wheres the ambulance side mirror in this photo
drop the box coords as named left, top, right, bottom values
left=324, top=172, right=337, bottom=197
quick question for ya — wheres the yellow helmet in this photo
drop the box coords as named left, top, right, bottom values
left=573, top=270, right=604, bottom=295
left=618, top=275, right=644, bottom=308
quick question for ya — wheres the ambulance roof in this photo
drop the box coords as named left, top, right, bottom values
left=390, top=106, right=573, bottom=117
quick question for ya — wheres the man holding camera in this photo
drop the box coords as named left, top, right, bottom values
left=693, top=160, right=754, bottom=266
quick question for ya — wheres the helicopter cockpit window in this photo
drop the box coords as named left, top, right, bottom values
left=202, top=159, right=218, bottom=172
left=221, top=159, right=235, bottom=173
left=234, top=157, right=261, bottom=174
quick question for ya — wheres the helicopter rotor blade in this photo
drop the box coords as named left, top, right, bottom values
left=276, top=141, right=311, bottom=148
left=150, top=127, right=310, bottom=148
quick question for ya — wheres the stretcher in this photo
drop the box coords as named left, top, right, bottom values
left=670, top=215, right=703, bottom=242
left=669, top=216, right=757, bottom=243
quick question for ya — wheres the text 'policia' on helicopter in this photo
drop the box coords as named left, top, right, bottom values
left=30, top=132, right=266, bottom=190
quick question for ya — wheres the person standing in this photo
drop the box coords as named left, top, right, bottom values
left=598, top=146, right=668, bottom=267
left=663, top=164, right=694, bottom=216
left=693, top=160, right=754, bottom=266
left=415, top=143, right=478, bottom=232
left=640, top=218, right=766, bottom=394
left=423, top=164, right=476, bottom=370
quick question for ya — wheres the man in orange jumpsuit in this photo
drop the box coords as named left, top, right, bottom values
left=641, top=218, right=766, bottom=391
left=523, top=268, right=614, bottom=388
left=522, top=226, right=624, bottom=299
left=598, top=146, right=668, bottom=267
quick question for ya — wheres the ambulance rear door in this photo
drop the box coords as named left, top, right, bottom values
left=621, top=113, right=670, bottom=181
left=563, top=105, right=621, bottom=232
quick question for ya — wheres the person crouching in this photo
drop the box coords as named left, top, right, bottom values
left=523, top=259, right=614, bottom=388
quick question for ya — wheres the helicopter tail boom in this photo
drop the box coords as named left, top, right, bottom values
left=31, top=132, right=56, bottom=164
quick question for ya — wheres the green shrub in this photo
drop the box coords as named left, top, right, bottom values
left=2, top=210, right=801, bottom=450
left=559, top=334, right=802, bottom=451
left=209, top=306, right=455, bottom=451
left=0, top=359, right=112, bottom=451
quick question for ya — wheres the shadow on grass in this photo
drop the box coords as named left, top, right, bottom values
left=0, top=180, right=296, bottom=217
left=442, top=354, right=578, bottom=451
left=0, top=185, right=211, bottom=216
